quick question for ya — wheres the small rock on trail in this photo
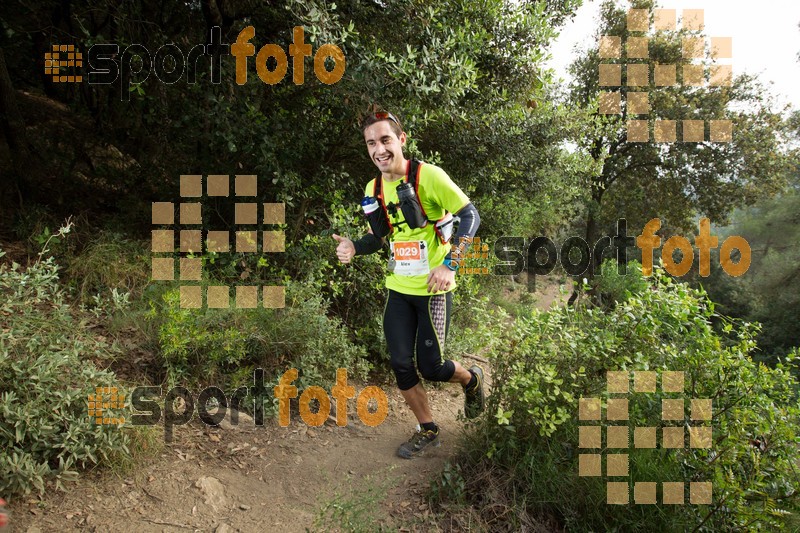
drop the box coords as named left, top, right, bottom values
left=195, top=476, right=228, bottom=512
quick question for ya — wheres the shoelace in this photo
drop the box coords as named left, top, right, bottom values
left=412, top=430, right=436, bottom=445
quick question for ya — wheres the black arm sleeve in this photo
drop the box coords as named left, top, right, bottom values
left=353, top=233, right=383, bottom=256
left=446, top=202, right=480, bottom=263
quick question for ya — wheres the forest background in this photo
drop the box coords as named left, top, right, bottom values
left=1, top=0, right=799, bottom=530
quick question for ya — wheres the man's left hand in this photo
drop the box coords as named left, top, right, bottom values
left=427, top=264, right=456, bottom=293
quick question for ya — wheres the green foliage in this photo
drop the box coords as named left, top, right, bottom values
left=149, top=281, right=370, bottom=394
left=280, top=283, right=372, bottom=387
left=448, top=274, right=511, bottom=359
left=426, top=94, right=592, bottom=243
left=702, top=171, right=800, bottom=361
left=447, top=268, right=800, bottom=531
left=151, top=288, right=249, bottom=386
left=2, top=0, right=588, bottom=251
left=65, top=231, right=150, bottom=303
left=430, top=461, right=467, bottom=505
left=312, top=472, right=396, bottom=532
left=568, top=0, right=793, bottom=245
left=0, top=248, right=132, bottom=497
left=594, top=258, right=649, bottom=304
left=293, top=196, right=388, bottom=358
left=11, top=204, right=60, bottom=252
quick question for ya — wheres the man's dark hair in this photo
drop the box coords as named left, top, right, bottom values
left=361, top=110, right=403, bottom=137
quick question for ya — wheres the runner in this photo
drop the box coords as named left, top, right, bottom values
left=333, top=110, right=485, bottom=459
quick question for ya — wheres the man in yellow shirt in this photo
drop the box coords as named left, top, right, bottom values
left=333, top=111, right=484, bottom=458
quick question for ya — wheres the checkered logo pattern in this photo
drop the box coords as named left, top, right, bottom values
left=455, top=236, right=491, bottom=276
left=88, top=387, right=125, bottom=426
left=578, top=370, right=713, bottom=505
left=598, top=8, right=733, bottom=143
left=44, top=44, right=83, bottom=83
left=151, top=175, right=286, bottom=309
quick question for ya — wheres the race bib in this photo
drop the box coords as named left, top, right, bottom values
left=389, top=240, right=430, bottom=276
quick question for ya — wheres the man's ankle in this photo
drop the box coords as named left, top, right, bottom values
left=465, top=370, right=477, bottom=390
left=421, top=421, right=438, bottom=433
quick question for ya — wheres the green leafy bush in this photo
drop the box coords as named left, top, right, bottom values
left=593, top=258, right=649, bottom=305
left=149, top=280, right=370, bottom=397
left=444, top=268, right=800, bottom=531
left=0, top=249, right=132, bottom=496
left=448, top=274, right=511, bottom=361
left=298, top=198, right=388, bottom=358
left=65, top=231, right=149, bottom=303
left=150, top=288, right=249, bottom=386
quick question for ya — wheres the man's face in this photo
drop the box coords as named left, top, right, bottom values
left=364, top=120, right=406, bottom=176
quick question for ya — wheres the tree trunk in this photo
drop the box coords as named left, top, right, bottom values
left=0, top=47, right=29, bottom=210
left=570, top=184, right=604, bottom=306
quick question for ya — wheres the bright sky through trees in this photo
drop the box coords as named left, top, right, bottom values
left=547, top=0, right=800, bottom=110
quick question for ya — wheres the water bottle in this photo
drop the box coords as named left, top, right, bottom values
left=435, top=213, right=455, bottom=244
left=396, top=182, right=428, bottom=229
left=361, top=196, right=390, bottom=238
left=361, top=196, right=379, bottom=215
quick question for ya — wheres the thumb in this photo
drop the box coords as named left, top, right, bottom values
left=332, top=234, right=344, bottom=242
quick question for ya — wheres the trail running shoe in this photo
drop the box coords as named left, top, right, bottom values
left=464, top=365, right=485, bottom=419
left=397, top=428, right=440, bottom=459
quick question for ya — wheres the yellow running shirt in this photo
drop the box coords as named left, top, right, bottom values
left=364, top=162, right=470, bottom=296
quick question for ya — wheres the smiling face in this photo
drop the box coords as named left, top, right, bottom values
left=364, top=120, right=407, bottom=180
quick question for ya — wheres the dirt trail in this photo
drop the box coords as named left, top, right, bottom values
left=9, top=385, right=475, bottom=532
left=8, top=277, right=565, bottom=533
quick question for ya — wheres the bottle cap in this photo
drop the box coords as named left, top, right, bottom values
left=361, top=196, right=379, bottom=214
